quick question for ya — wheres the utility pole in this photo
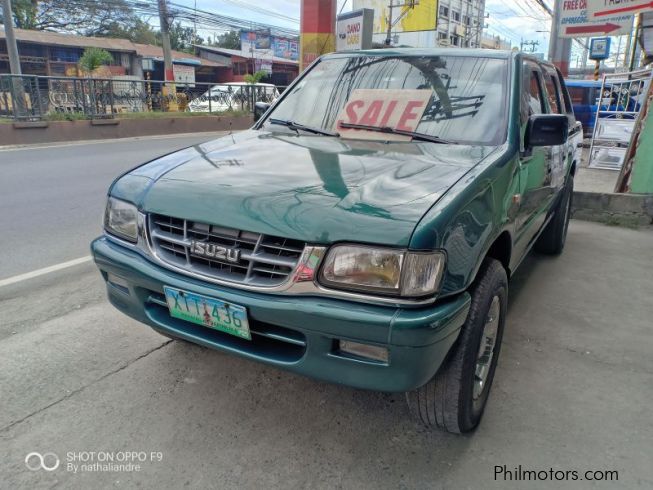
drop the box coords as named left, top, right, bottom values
left=157, top=0, right=177, bottom=111
left=157, top=0, right=174, bottom=82
left=385, top=1, right=394, bottom=46
left=385, top=0, right=418, bottom=46
left=520, top=40, right=540, bottom=53
left=1, top=0, right=26, bottom=117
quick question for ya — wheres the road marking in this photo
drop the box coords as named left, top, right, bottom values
left=0, top=131, right=231, bottom=152
left=0, top=256, right=93, bottom=288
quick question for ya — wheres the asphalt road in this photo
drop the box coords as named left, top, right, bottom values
left=1, top=137, right=652, bottom=489
left=0, top=133, right=228, bottom=280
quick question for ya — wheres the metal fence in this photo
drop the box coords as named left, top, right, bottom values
left=0, top=74, right=283, bottom=120
left=588, top=68, right=653, bottom=171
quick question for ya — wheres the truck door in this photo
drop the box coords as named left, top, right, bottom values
left=542, top=68, right=568, bottom=193
left=515, top=62, right=554, bottom=252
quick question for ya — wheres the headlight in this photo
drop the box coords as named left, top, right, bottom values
left=104, top=197, right=138, bottom=242
left=319, top=245, right=446, bottom=298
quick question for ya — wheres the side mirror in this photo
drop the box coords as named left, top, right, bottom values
left=526, top=114, right=568, bottom=148
left=254, top=101, right=271, bottom=122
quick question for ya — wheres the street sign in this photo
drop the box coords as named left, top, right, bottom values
left=336, top=9, right=374, bottom=51
left=587, top=0, right=653, bottom=19
left=589, top=37, right=611, bottom=59
left=559, top=0, right=633, bottom=37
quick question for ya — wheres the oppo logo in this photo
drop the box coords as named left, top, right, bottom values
left=190, top=240, right=241, bottom=263
left=25, top=452, right=60, bottom=471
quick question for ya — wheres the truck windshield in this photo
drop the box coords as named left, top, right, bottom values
left=263, top=55, right=509, bottom=145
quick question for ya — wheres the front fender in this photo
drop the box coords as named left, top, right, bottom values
left=410, top=147, right=520, bottom=297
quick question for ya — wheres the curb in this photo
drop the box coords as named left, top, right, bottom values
left=572, top=191, right=653, bottom=228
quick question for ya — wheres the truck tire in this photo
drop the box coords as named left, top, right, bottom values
left=406, top=258, right=507, bottom=433
left=534, top=175, right=573, bottom=255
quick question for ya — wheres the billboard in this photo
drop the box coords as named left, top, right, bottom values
left=240, top=31, right=299, bottom=61
left=352, top=0, right=438, bottom=34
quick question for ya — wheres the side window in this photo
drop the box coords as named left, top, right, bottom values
left=543, top=70, right=562, bottom=114
left=526, top=67, right=546, bottom=116
left=556, top=68, right=574, bottom=116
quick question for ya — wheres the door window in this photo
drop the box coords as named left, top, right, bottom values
left=522, top=63, right=546, bottom=123
left=543, top=71, right=562, bottom=114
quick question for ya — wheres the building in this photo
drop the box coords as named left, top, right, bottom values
left=352, top=0, right=485, bottom=48
left=194, top=45, right=299, bottom=86
left=436, top=0, right=486, bottom=48
left=0, top=28, right=227, bottom=83
left=480, top=34, right=511, bottom=50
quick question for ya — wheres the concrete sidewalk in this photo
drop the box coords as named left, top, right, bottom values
left=574, top=145, right=653, bottom=227
left=2, top=220, right=652, bottom=489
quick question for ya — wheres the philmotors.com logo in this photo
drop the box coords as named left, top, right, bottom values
left=25, top=452, right=60, bottom=471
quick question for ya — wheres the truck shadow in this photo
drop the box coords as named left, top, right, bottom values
left=152, top=249, right=549, bottom=484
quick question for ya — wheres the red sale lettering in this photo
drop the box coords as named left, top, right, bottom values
left=359, top=100, right=384, bottom=126
left=344, top=100, right=365, bottom=124
left=397, top=101, right=427, bottom=131
left=379, top=100, right=398, bottom=127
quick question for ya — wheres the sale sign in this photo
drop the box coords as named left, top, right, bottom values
left=335, top=89, right=432, bottom=141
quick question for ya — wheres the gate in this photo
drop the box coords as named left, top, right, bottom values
left=588, top=68, right=653, bottom=171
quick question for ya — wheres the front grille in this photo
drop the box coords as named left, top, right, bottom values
left=149, top=214, right=306, bottom=287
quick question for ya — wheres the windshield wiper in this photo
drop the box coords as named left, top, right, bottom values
left=269, top=118, right=339, bottom=137
left=338, top=122, right=457, bottom=144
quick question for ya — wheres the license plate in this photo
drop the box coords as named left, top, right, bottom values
left=163, top=286, right=251, bottom=340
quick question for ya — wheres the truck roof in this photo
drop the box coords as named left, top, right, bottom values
left=326, top=47, right=514, bottom=60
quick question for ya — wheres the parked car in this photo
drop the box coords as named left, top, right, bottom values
left=187, top=82, right=279, bottom=113
left=93, top=49, right=581, bottom=433
left=565, top=79, right=645, bottom=138
left=566, top=80, right=599, bottom=136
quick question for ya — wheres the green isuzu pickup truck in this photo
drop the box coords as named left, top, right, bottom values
left=92, top=49, right=582, bottom=433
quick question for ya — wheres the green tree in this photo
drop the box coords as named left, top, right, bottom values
left=244, top=70, right=267, bottom=84
left=7, top=0, right=39, bottom=29
left=213, top=30, right=241, bottom=49
left=4, top=0, right=140, bottom=37
left=96, top=19, right=158, bottom=45
left=78, top=47, right=113, bottom=75
left=167, top=22, right=203, bottom=53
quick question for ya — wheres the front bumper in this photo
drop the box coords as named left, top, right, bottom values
left=92, top=236, right=470, bottom=392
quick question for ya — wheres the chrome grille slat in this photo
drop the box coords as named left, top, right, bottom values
left=149, top=214, right=306, bottom=287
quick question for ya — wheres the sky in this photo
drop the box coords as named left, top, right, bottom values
left=187, top=0, right=552, bottom=52
left=180, top=0, right=632, bottom=68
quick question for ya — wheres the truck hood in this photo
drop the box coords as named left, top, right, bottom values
left=119, top=130, right=498, bottom=246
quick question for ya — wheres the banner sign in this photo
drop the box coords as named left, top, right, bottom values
left=273, top=37, right=299, bottom=60
left=335, top=89, right=431, bottom=141
left=587, top=0, right=653, bottom=19
left=173, top=64, right=195, bottom=87
left=353, top=0, right=438, bottom=34
left=241, top=31, right=299, bottom=61
left=559, top=0, right=633, bottom=37
left=254, top=58, right=273, bottom=74
left=336, top=9, right=374, bottom=51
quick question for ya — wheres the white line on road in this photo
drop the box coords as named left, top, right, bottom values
left=0, top=131, right=230, bottom=152
left=0, top=256, right=93, bottom=288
